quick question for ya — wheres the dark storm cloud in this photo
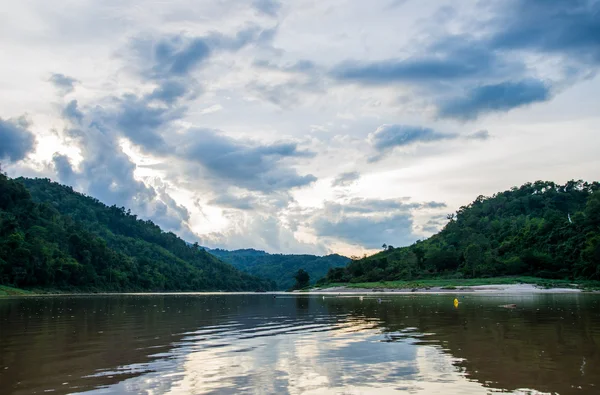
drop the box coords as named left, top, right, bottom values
left=49, top=73, right=79, bottom=94
left=331, top=171, right=360, bottom=187
left=438, top=79, right=551, bottom=120
left=181, top=129, right=317, bottom=192
left=0, top=117, right=36, bottom=162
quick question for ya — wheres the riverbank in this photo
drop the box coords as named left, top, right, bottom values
left=0, top=285, right=33, bottom=296
left=309, top=276, right=600, bottom=294
left=3, top=276, right=600, bottom=297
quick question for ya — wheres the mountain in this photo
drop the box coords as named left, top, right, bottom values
left=0, top=175, right=274, bottom=291
left=320, top=180, right=600, bottom=285
left=207, top=248, right=350, bottom=290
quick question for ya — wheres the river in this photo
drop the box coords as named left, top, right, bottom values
left=0, top=293, right=599, bottom=394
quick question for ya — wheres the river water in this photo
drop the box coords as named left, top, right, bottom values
left=0, top=293, right=599, bottom=394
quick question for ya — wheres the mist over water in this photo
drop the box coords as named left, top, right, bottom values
left=1, top=294, right=599, bottom=394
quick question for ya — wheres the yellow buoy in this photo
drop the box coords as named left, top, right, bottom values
left=453, top=298, right=459, bottom=308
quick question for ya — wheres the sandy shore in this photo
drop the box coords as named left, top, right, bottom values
left=307, top=283, right=583, bottom=294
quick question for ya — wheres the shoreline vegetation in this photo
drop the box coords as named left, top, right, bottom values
left=3, top=276, right=600, bottom=297
left=316, top=180, right=600, bottom=290
left=0, top=175, right=274, bottom=293
left=2, top=175, right=599, bottom=296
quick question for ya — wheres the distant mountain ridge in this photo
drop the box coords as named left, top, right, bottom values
left=207, top=248, right=350, bottom=290
left=0, top=176, right=273, bottom=291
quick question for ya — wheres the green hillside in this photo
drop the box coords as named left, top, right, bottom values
left=320, top=180, right=600, bottom=285
left=0, top=175, right=273, bottom=292
left=208, top=248, right=349, bottom=290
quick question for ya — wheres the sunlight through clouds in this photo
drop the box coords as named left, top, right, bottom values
left=1, top=0, right=599, bottom=255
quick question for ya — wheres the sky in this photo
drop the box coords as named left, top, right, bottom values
left=1, top=0, right=599, bottom=256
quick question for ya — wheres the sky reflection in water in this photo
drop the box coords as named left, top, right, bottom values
left=0, top=294, right=598, bottom=394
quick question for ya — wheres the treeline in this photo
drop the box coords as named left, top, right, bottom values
left=321, top=180, right=600, bottom=284
left=208, top=248, right=349, bottom=290
left=0, top=175, right=274, bottom=291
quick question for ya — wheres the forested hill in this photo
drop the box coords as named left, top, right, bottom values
left=0, top=175, right=274, bottom=291
left=208, top=248, right=350, bottom=290
left=321, top=180, right=600, bottom=285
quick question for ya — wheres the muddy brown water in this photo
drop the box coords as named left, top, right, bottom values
left=0, top=293, right=599, bottom=394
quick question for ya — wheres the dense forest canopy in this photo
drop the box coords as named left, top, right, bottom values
left=0, top=174, right=274, bottom=291
left=320, top=180, right=600, bottom=285
left=208, top=248, right=349, bottom=290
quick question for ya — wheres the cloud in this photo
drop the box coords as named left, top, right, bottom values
left=421, top=214, right=448, bottom=234
left=180, top=129, right=317, bottom=193
left=52, top=153, right=76, bottom=184
left=132, top=27, right=271, bottom=80
left=254, top=59, right=316, bottom=73
left=330, top=40, right=516, bottom=85
left=37, top=25, right=295, bottom=243
left=252, top=0, right=281, bottom=17
left=0, top=117, right=36, bottom=162
left=111, top=94, right=183, bottom=154
left=466, top=130, right=491, bottom=140
left=367, top=125, right=455, bottom=161
left=147, top=80, right=191, bottom=104
left=133, top=36, right=212, bottom=80
left=438, top=79, right=551, bottom=120
left=326, top=1, right=600, bottom=119
left=55, top=99, right=195, bottom=238
left=489, top=0, right=600, bottom=66
left=49, top=73, right=78, bottom=94
left=331, top=171, right=360, bottom=187
left=292, top=197, right=446, bottom=249
left=127, top=27, right=273, bottom=110
left=366, top=124, right=491, bottom=161
left=62, top=100, right=84, bottom=123
left=322, top=198, right=446, bottom=215
left=203, top=211, right=327, bottom=255
left=209, top=194, right=257, bottom=210
left=313, top=213, right=416, bottom=249
left=247, top=78, right=323, bottom=108
left=159, top=38, right=209, bottom=76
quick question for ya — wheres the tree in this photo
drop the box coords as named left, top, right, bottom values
left=0, top=176, right=274, bottom=292
left=293, top=268, right=310, bottom=290
left=315, top=179, right=600, bottom=285
left=382, top=243, right=387, bottom=250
